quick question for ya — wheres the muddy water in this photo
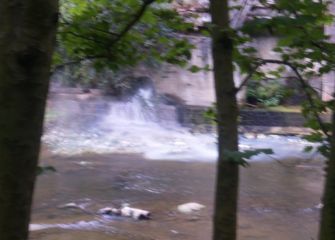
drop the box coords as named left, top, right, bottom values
left=30, top=152, right=324, bottom=240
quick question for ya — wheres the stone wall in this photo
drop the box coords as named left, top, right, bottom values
left=134, top=35, right=246, bottom=107
left=47, top=89, right=329, bottom=135
left=178, top=105, right=330, bottom=132
left=239, top=110, right=305, bottom=127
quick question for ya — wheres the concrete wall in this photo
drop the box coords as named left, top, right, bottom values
left=136, top=36, right=248, bottom=107
left=152, top=36, right=215, bottom=107
left=178, top=105, right=331, bottom=131
left=144, top=33, right=330, bottom=106
left=322, top=2, right=335, bottom=101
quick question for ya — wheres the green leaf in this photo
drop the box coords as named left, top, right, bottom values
left=304, top=146, right=314, bottom=153
left=303, top=132, right=324, bottom=143
left=188, top=65, right=202, bottom=73
left=223, top=148, right=273, bottom=167
left=36, top=166, right=56, bottom=176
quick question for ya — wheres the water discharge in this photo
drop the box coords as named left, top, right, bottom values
left=32, top=88, right=324, bottom=240
left=44, top=87, right=319, bottom=161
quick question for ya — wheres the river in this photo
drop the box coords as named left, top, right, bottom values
left=29, top=149, right=324, bottom=240
left=29, top=90, right=325, bottom=239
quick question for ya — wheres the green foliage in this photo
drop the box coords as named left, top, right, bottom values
left=231, top=0, right=335, bottom=158
left=56, top=0, right=335, bottom=159
left=36, top=166, right=56, bottom=176
left=224, top=149, right=274, bottom=167
left=238, top=0, right=335, bottom=73
left=188, top=64, right=212, bottom=73
left=247, top=80, right=287, bottom=107
left=204, top=104, right=217, bottom=124
left=56, top=0, right=194, bottom=72
left=303, top=145, right=314, bottom=153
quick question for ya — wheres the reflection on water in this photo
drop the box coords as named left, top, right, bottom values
left=30, top=152, right=324, bottom=240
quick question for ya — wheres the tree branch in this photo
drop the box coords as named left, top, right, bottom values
left=60, top=31, right=109, bottom=45
left=236, top=63, right=261, bottom=92
left=109, top=0, right=156, bottom=46
left=258, top=58, right=331, bottom=139
left=51, top=55, right=109, bottom=73
left=53, top=0, right=156, bottom=72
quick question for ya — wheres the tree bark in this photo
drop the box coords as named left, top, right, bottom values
left=210, top=0, right=239, bottom=240
left=319, top=109, right=335, bottom=240
left=0, top=1, right=58, bottom=240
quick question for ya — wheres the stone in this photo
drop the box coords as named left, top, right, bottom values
left=315, top=203, right=324, bottom=209
left=177, top=202, right=205, bottom=214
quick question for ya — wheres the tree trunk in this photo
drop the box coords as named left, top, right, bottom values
left=319, top=109, right=335, bottom=240
left=210, top=1, right=239, bottom=240
left=0, top=1, right=58, bottom=240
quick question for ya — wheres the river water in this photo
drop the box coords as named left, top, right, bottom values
left=30, top=149, right=324, bottom=240
left=30, top=91, right=325, bottom=239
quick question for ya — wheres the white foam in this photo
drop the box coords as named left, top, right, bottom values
left=29, top=220, right=105, bottom=232
left=43, top=88, right=320, bottom=162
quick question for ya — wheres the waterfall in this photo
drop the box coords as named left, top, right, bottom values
left=44, top=87, right=319, bottom=162
left=101, top=87, right=158, bottom=128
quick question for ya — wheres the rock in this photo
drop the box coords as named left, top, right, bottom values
left=315, top=203, right=324, bottom=209
left=177, top=202, right=205, bottom=214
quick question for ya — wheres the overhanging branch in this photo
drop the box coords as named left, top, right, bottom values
left=53, top=0, right=157, bottom=72
left=236, top=58, right=331, bottom=139
left=109, top=0, right=156, bottom=46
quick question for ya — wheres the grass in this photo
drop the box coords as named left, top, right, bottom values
left=265, top=105, right=301, bottom=113
left=242, top=105, right=302, bottom=113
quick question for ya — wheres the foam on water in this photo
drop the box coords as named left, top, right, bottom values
left=43, top=124, right=318, bottom=162
left=29, top=220, right=108, bottom=232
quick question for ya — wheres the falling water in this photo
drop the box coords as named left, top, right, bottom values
left=101, top=88, right=158, bottom=127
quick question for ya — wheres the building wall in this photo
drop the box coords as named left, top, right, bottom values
left=140, top=36, right=249, bottom=107
left=322, top=2, right=335, bottom=101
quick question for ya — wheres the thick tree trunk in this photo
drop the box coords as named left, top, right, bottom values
left=319, top=110, right=335, bottom=240
left=0, top=1, right=58, bottom=240
left=210, top=1, right=239, bottom=240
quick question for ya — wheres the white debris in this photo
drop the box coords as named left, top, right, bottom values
left=76, top=161, right=93, bottom=166
left=29, top=224, right=51, bottom=231
left=315, top=203, right=324, bottom=209
left=177, top=202, right=205, bottom=214
left=58, top=202, right=81, bottom=209
left=120, top=204, right=151, bottom=220
left=98, top=204, right=151, bottom=220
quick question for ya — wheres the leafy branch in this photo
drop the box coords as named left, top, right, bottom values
left=235, top=57, right=331, bottom=141
left=53, top=0, right=157, bottom=72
